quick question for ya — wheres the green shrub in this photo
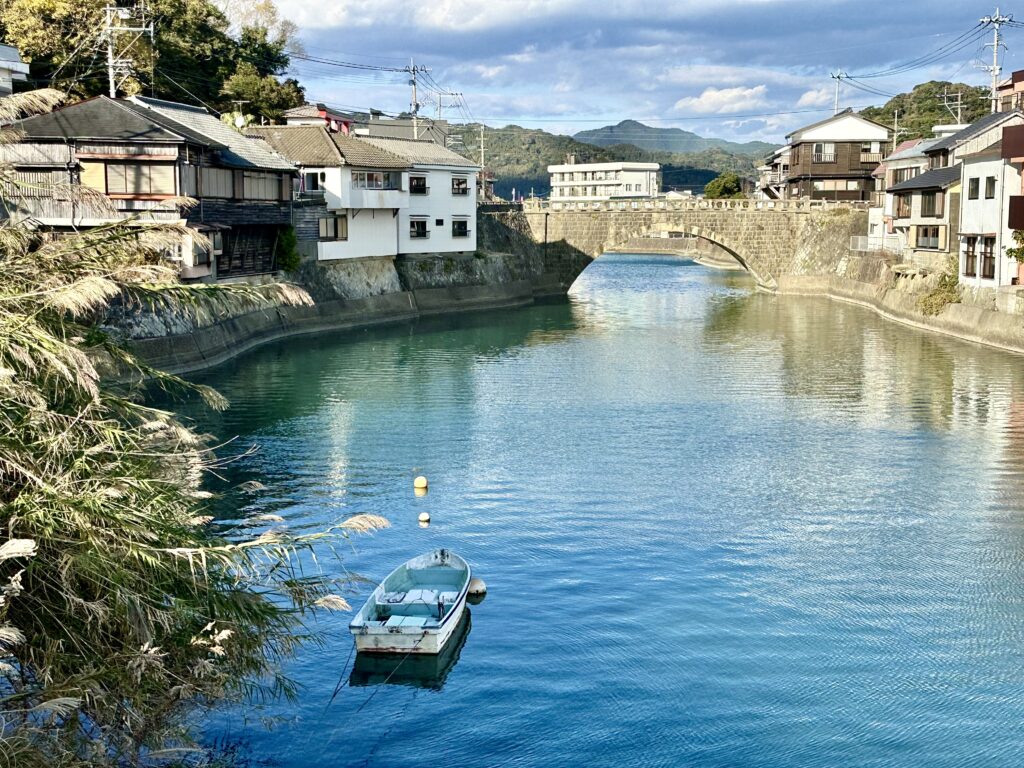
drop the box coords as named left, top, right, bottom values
left=918, top=256, right=961, bottom=315
left=276, top=225, right=300, bottom=272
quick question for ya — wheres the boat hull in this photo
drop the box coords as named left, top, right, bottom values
left=353, top=593, right=467, bottom=655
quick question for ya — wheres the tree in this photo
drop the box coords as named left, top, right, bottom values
left=220, top=61, right=304, bottom=121
left=860, top=81, right=989, bottom=141
left=704, top=172, right=746, bottom=199
left=0, top=89, right=386, bottom=765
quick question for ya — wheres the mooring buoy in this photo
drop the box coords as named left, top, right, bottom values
left=418, top=511, right=431, bottom=523
left=413, top=475, right=429, bottom=489
left=468, top=577, right=486, bottom=596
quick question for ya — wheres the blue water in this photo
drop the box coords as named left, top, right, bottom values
left=188, top=255, right=1024, bottom=767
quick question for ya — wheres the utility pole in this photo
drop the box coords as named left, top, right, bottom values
left=435, top=90, right=462, bottom=121
left=405, top=59, right=430, bottom=140
left=981, top=8, right=1013, bottom=113
left=478, top=124, right=485, bottom=201
left=103, top=3, right=154, bottom=99
left=940, top=89, right=964, bottom=123
left=830, top=70, right=845, bottom=115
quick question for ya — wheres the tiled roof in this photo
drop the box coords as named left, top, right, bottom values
left=884, top=138, right=939, bottom=162
left=360, top=136, right=478, bottom=168
left=283, top=104, right=322, bottom=118
left=129, top=96, right=295, bottom=171
left=246, top=125, right=341, bottom=166
left=927, top=111, right=1017, bottom=153
left=331, top=133, right=410, bottom=168
left=888, top=163, right=962, bottom=192
left=11, top=96, right=212, bottom=145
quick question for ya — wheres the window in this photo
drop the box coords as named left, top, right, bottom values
left=319, top=215, right=348, bottom=240
left=303, top=171, right=321, bottom=192
left=242, top=171, right=284, bottom=200
left=917, top=225, right=940, bottom=249
left=985, top=176, right=997, bottom=199
left=964, top=236, right=978, bottom=277
left=452, top=219, right=470, bottom=238
left=200, top=167, right=232, bottom=198
left=410, top=219, right=428, bottom=239
left=920, top=191, right=944, bottom=218
left=982, top=236, right=996, bottom=278
left=894, top=194, right=911, bottom=218
left=435, top=218, right=444, bottom=227
left=812, top=142, right=836, bottom=162
left=106, top=163, right=175, bottom=196
left=410, top=175, right=428, bottom=195
left=968, top=178, right=980, bottom=200
left=892, top=167, right=918, bottom=185
left=451, top=176, right=469, bottom=195
left=861, top=141, right=881, bottom=153
left=352, top=171, right=397, bottom=190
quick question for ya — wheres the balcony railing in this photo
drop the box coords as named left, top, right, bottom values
left=812, top=153, right=837, bottom=163
left=451, top=187, right=470, bottom=196
left=452, top=229, right=472, bottom=238
left=410, top=229, right=430, bottom=239
left=410, top=186, right=430, bottom=195
left=860, top=152, right=883, bottom=163
left=870, top=191, right=886, bottom=207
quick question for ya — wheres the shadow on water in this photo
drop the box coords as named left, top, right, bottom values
left=348, top=611, right=472, bottom=691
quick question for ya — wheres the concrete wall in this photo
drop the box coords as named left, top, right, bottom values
left=111, top=209, right=591, bottom=374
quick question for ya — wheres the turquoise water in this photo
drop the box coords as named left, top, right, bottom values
left=189, top=255, right=1024, bottom=767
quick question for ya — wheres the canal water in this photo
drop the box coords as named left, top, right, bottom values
left=189, top=254, right=1024, bottom=767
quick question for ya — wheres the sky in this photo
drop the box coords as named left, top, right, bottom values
left=273, top=0, right=1021, bottom=144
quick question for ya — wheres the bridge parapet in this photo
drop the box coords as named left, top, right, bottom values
left=523, top=197, right=869, bottom=214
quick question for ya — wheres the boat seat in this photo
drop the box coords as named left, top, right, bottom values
left=385, top=615, right=428, bottom=629
left=404, top=589, right=438, bottom=604
left=380, top=591, right=407, bottom=604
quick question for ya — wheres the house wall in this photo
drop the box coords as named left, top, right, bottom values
left=959, top=154, right=1020, bottom=288
left=398, top=166, right=477, bottom=255
left=791, top=114, right=890, bottom=143
left=892, top=183, right=960, bottom=269
left=318, top=208, right=399, bottom=261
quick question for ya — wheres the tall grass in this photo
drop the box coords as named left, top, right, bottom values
left=0, top=90, right=387, bottom=766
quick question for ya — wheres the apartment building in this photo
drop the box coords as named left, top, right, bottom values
left=548, top=160, right=660, bottom=202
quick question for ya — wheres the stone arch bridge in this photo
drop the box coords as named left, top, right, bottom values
left=522, top=198, right=867, bottom=290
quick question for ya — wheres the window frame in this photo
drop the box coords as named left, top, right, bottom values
left=451, top=176, right=470, bottom=196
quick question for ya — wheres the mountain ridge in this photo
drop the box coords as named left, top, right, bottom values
left=574, top=120, right=777, bottom=157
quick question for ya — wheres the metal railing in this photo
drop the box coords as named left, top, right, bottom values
left=860, top=152, right=883, bottom=163
left=410, top=229, right=431, bottom=239
left=850, top=235, right=903, bottom=254
left=812, top=153, right=837, bottom=163
left=522, top=196, right=870, bottom=213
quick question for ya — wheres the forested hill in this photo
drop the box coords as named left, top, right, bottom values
left=448, top=123, right=765, bottom=199
left=574, top=120, right=776, bottom=157
left=859, top=81, right=990, bottom=140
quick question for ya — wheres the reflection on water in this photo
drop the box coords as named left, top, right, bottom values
left=349, top=612, right=472, bottom=690
left=184, top=254, right=1024, bottom=767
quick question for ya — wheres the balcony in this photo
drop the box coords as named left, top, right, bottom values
left=349, top=186, right=408, bottom=209
left=860, top=152, right=883, bottom=163
left=812, top=153, right=836, bottom=163
left=870, top=191, right=886, bottom=207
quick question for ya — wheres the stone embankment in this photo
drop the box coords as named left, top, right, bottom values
left=111, top=210, right=591, bottom=374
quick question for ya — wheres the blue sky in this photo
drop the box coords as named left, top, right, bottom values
left=275, top=0, right=1020, bottom=143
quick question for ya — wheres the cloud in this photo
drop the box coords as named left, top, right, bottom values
left=672, top=85, right=769, bottom=114
left=796, top=87, right=833, bottom=107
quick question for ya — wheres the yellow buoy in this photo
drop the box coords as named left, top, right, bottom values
left=468, top=577, right=487, bottom=596
left=418, top=511, right=431, bottom=523
left=413, top=475, right=429, bottom=489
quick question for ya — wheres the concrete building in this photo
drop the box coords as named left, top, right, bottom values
left=779, top=109, right=890, bottom=201
left=958, top=138, right=1020, bottom=287
left=360, top=136, right=479, bottom=255
left=0, top=44, right=28, bottom=96
left=547, top=160, right=660, bottom=202
left=248, top=124, right=413, bottom=262
left=756, top=146, right=789, bottom=200
left=282, top=103, right=354, bottom=134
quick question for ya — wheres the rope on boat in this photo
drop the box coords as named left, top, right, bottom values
left=354, top=631, right=428, bottom=715
left=325, top=640, right=357, bottom=711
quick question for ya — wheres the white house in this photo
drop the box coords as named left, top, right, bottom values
left=248, top=124, right=412, bottom=261
left=0, top=44, right=28, bottom=96
left=360, top=136, right=480, bottom=255
left=547, top=160, right=660, bottom=202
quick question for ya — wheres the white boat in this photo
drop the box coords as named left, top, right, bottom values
left=349, top=549, right=471, bottom=655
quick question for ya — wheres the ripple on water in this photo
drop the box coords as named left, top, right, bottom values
left=175, top=255, right=1024, bottom=767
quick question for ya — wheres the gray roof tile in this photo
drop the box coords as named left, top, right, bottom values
left=245, top=125, right=341, bottom=166
left=360, top=136, right=478, bottom=168
left=331, top=134, right=410, bottom=168
left=888, top=163, right=962, bottom=192
left=129, top=96, right=295, bottom=171
left=927, top=111, right=1017, bottom=153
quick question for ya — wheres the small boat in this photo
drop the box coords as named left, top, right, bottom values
left=349, top=549, right=471, bottom=655
left=349, top=611, right=472, bottom=689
